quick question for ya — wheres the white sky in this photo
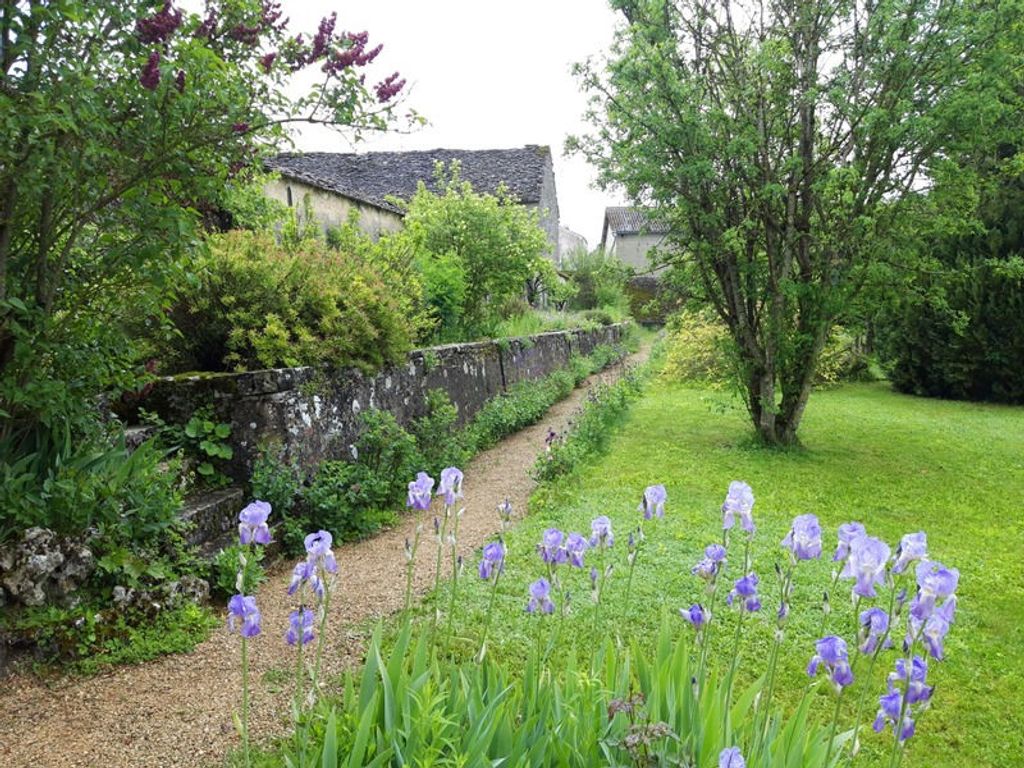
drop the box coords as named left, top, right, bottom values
left=279, top=0, right=628, bottom=248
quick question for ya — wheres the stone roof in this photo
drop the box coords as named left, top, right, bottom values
left=266, top=146, right=552, bottom=214
left=603, top=206, right=671, bottom=236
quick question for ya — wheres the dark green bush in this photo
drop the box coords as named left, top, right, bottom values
left=160, top=230, right=424, bottom=373
left=250, top=443, right=302, bottom=517
left=211, top=544, right=266, bottom=598
left=564, top=247, right=632, bottom=314
left=410, top=390, right=471, bottom=479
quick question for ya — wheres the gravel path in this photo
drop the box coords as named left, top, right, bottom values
left=0, top=347, right=647, bottom=768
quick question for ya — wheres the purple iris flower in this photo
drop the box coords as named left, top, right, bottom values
left=833, top=522, right=866, bottom=562
left=910, top=560, right=959, bottom=622
left=406, top=472, right=435, bottom=511
left=286, top=607, right=315, bottom=647
left=287, top=560, right=314, bottom=596
left=438, top=466, right=464, bottom=506
left=891, top=656, right=934, bottom=705
left=892, top=532, right=927, bottom=574
left=840, top=535, right=891, bottom=598
left=721, top=481, right=755, bottom=533
left=478, top=541, right=505, bottom=581
left=692, top=543, right=727, bottom=581
left=639, top=484, right=667, bottom=520
left=238, top=500, right=272, bottom=546
left=680, top=603, right=707, bottom=630
left=719, top=747, right=746, bottom=768
left=590, top=516, right=614, bottom=548
left=526, top=577, right=555, bottom=614
left=910, top=596, right=956, bottom=660
left=227, top=594, right=261, bottom=637
left=873, top=689, right=914, bottom=741
left=304, top=530, right=338, bottom=575
left=565, top=532, right=588, bottom=568
left=859, top=607, right=891, bottom=655
left=781, top=514, right=822, bottom=560
left=727, top=573, right=761, bottom=612
left=539, top=528, right=568, bottom=565
left=807, top=635, right=854, bottom=690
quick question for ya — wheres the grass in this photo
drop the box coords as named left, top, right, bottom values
left=436, top=379, right=1024, bottom=768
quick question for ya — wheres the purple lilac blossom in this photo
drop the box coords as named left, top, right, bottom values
left=727, top=573, right=761, bottom=612
left=227, top=594, right=261, bottom=637
left=719, top=747, right=746, bottom=768
left=478, top=541, right=505, bottom=581
left=910, top=560, right=959, bottom=621
left=526, top=577, right=555, bottom=614
left=286, top=607, right=315, bottom=647
left=238, top=501, right=272, bottom=545
left=406, top=472, right=434, bottom=511
left=590, top=516, right=614, bottom=548
left=639, top=484, right=667, bottom=520
left=565, top=532, right=588, bottom=568
left=833, top=522, right=867, bottom=562
left=807, top=635, right=854, bottom=689
left=781, top=514, right=822, bottom=560
left=539, top=528, right=568, bottom=565
left=892, top=532, right=928, bottom=574
left=438, top=467, right=464, bottom=506
left=136, top=1, right=183, bottom=45
left=859, top=607, right=892, bottom=655
left=680, top=603, right=707, bottom=629
left=840, top=535, right=891, bottom=598
left=721, top=481, right=755, bottom=533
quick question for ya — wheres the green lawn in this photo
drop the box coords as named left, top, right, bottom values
left=444, top=379, right=1024, bottom=767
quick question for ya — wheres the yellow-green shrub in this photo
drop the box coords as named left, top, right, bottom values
left=161, top=231, right=428, bottom=373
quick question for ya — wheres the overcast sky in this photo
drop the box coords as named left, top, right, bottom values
left=279, top=0, right=628, bottom=248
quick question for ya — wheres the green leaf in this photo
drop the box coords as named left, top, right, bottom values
left=214, top=423, right=231, bottom=439
left=197, top=462, right=215, bottom=476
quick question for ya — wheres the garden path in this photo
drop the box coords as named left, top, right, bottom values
left=0, top=344, right=648, bottom=768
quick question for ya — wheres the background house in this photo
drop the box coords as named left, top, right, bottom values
left=599, top=206, right=671, bottom=272
left=265, top=145, right=561, bottom=262
left=558, top=225, right=588, bottom=263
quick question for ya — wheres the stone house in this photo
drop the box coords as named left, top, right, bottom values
left=599, top=206, right=671, bottom=273
left=264, top=145, right=561, bottom=262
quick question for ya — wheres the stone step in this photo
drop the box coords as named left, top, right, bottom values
left=180, top=486, right=245, bottom=548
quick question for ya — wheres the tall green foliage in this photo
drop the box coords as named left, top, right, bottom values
left=570, top=0, right=1021, bottom=445
left=396, top=164, right=552, bottom=340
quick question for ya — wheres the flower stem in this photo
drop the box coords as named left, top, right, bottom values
left=311, top=583, right=331, bottom=699
left=477, top=572, right=501, bottom=662
left=824, top=686, right=847, bottom=767
left=240, top=635, right=250, bottom=768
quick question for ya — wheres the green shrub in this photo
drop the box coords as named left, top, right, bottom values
left=465, top=370, right=576, bottom=451
left=410, top=390, right=470, bottom=479
left=250, top=444, right=302, bottom=516
left=160, top=230, right=424, bottom=373
left=660, top=309, right=737, bottom=387
left=564, top=247, right=632, bottom=314
left=301, top=461, right=397, bottom=544
left=211, top=544, right=266, bottom=598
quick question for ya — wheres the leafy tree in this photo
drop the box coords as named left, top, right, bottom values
left=0, top=1, right=404, bottom=476
left=571, top=0, right=1019, bottom=444
left=397, top=163, right=552, bottom=340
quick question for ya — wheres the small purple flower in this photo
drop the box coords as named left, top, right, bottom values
left=227, top=594, right=261, bottom=637
left=892, top=532, right=928, bottom=574
left=727, top=573, right=761, bottom=612
left=719, top=747, right=746, bottom=768
left=692, top=543, right=727, bottom=581
left=859, top=607, right=891, bottom=655
left=840, top=535, right=891, bottom=598
left=539, top=528, right=568, bottom=565
left=287, top=560, right=313, bottom=596
left=497, top=498, right=514, bottom=525
left=910, top=596, right=956, bottom=660
left=875, top=656, right=931, bottom=741
left=238, top=501, right=272, bottom=546
left=781, top=513, right=822, bottom=561
left=478, top=541, right=505, bottom=581
left=406, top=471, right=434, bottom=511
left=873, top=689, right=913, bottom=741
left=722, top=481, right=755, bottom=533
left=910, top=560, right=959, bottom=622
left=890, top=656, right=934, bottom=705
left=526, top=577, right=555, bottom=614
left=304, top=530, right=338, bottom=575
left=808, top=635, right=854, bottom=689
left=680, top=603, right=707, bottom=630
left=833, top=522, right=867, bottom=562
left=286, top=607, right=315, bottom=647
left=566, top=532, right=589, bottom=568
left=438, top=466, right=464, bottom=506
left=639, top=484, right=667, bottom=520
left=589, top=516, right=614, bottom=548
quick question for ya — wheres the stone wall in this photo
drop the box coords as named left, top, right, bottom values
left=135, top=324, right=627, bottom=481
